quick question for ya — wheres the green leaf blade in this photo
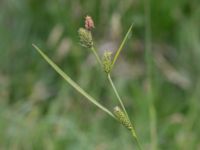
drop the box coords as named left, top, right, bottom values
left=112, top=23, right=134, bottom=69
left=32, top=44, right=115, bottom=119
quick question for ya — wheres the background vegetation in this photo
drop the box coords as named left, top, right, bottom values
left=0, top=0, right=200, bottom=149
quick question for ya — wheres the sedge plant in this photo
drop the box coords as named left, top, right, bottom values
left=33, top=16, right=142, bottom=150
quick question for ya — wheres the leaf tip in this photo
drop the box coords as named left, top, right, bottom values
left=32, top=43, right=37, bottom=49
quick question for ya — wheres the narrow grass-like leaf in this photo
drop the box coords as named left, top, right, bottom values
left=112, top=24, right=133, bottom=69
left=32, top=44, right=115, bottom=119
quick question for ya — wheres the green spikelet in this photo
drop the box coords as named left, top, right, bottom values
left=102, top=51, right=113, bottom=73
left=113, top=106, right=133, bottom=130
left=78, top=28, right=93, bottom=48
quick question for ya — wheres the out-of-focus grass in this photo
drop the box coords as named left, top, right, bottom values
left=0, top=0, right=200, bottom=149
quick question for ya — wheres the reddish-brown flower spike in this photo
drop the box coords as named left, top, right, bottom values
left=85, top=16, right=95, bottom=30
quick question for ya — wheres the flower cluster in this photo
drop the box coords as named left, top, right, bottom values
left=78, top=15, right=95, bottom=48
left=102, top=51, right=113, bottom=73
left=113, top=106, right=133, bottom=130
left=78, top=28, right=93, bottom=48
left=85, top=16, right=95, bottom=30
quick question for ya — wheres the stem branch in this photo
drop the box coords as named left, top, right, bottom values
left=107, top=74, right=128, bottom=118
left=91, top=46, right=102, bottom=67
left=108, top=73, right=142, bottom=150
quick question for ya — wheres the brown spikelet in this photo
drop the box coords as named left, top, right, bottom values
left=85, top=16, right=95, bottom=30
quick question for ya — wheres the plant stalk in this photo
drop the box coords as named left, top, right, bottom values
left=144, top=0, right=158, bottom=149
left=131, top=129, right=143, bottom=150
left=108, top=73, right=142, bottom=150
left=107, top=74, right=128, bottom=118
left=91, top=46, right=102, bottom=67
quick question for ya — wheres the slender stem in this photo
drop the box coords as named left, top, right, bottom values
left=107, top=73, right=128, bottom=118
left=131, top=129, right=143, bottom=150
left=144, top=0, right=158, bottom=149
left=108, top=73, right=143, bottom=150
left=91, top=46, right=102, bottom=67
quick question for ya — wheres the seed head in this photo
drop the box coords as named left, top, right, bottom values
left=113, top=106, right=133, bottom=130
left=78, top=28, right=93, bottom=48
left=85, top=16, right=95, bottom=30
left=102, top=51, right=113, bottom=73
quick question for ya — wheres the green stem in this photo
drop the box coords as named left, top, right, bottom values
left=91, top=46, right=102, bottom=67
left=107, top=73, right=128, bottom=118
left=131, top=129, right=143, bottom=150
left=108, top=73, right=143, bottom=150
left=144, top=0, right=158, bottom=149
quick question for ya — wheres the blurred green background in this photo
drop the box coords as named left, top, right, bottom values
left=0, top=0, right=200, bottom=149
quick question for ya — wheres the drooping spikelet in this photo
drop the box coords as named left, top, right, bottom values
left=78, top=28, right=93, bottom=48
left=113, top=106, right=133, bottom=130
left=102, top=51, right=113, bottom=73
